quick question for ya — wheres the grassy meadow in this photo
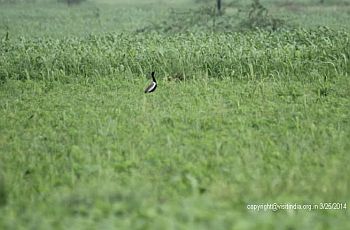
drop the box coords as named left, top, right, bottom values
left=0, top=0, right=349, bottom=229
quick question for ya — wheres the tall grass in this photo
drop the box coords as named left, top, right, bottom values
left=1, top=28, right=349, bottom=83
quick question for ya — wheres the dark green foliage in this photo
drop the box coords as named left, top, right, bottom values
left=239, top=0, right=285, bottom=31
left=57, top=0, right=87, bottom=6
left=135, top=6, right=218, bottom=33
left=148, top=0, right=286, bottom=33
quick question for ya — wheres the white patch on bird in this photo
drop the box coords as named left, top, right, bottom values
left=148, top=82, right=156, bottom=92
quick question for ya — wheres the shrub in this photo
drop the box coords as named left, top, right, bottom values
left=57, top=0, right=87, bottom=6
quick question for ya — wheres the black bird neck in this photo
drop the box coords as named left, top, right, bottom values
left=151, top=72, right=156, bottom=83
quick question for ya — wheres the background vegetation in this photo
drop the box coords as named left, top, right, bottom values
left=0, top=0, right=349, bottom=229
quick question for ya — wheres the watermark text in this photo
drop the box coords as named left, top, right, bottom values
left=246, top=202, right=347, bottom=212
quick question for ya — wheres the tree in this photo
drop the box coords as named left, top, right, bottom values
left=217, top=0, right=222, bottom=14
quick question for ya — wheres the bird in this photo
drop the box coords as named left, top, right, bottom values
left=144, top=71, right=157, bottom=93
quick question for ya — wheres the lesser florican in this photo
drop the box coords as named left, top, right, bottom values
left=144, top=71, right=157, bottom=93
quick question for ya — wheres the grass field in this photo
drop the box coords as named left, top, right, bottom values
left=0, top=0, right=349, bottom=229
